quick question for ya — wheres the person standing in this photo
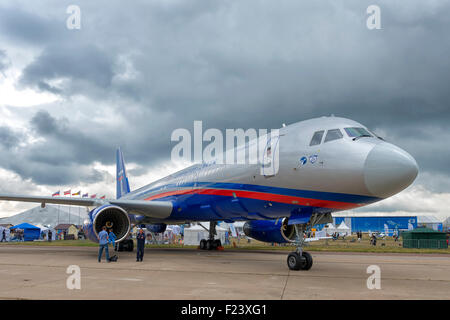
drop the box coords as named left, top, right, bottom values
left=48, top=230, right=52, bottom=242
left=136, top=229, right=145, bottom=262
left=108, top=228, right=117, bottom=250
left=1, top=229, right=6, bottom=242
left=371, top=234, right=377, bottom=246
left=98, top=226, right=110, bottom=263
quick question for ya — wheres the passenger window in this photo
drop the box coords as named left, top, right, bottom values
left=324, top=129, right=343, bottom=143
left=309, top=130, right=324, bottom=146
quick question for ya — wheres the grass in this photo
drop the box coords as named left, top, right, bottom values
left=1, top=236, right=449, bottom=254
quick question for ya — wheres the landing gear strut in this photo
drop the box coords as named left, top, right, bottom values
left=287, top=225, right=313, bottom=270
left=199, top=221, right=222, bottom=250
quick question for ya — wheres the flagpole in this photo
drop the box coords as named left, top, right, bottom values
left=78, top=192, right=81, bottom=226
left=68, top=191, right=71, bottom=224
left=57, top=190, right=60, bottom=226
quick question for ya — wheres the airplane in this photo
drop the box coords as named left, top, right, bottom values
left=0, top=116, right=418, bottom=270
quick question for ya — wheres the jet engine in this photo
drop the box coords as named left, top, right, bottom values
left=243, top=218, right=297, bottom=243
left=145, top=223, right=167, bottom=233
left=83, top=204, right=131, bottom=243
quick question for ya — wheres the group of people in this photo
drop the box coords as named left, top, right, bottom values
left=97, top=227, right=146, bottom=263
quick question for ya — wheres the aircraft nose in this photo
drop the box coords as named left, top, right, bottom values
left=364, top=143, right=418, bottom=198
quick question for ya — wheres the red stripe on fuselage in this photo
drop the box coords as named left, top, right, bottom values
left=143, top=188, right=363, bottom=210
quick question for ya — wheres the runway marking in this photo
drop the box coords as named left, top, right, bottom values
left=116, top=278, right=142, bottom=282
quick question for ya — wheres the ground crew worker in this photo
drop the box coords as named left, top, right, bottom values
left=136, top=229, right=145, bottom=262
left=108, top=228, right=116, bottom=249
left=98, top=226, right=110, bottom=263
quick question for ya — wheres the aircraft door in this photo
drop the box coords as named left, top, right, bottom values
left=261, top=134, right=280, bottom=177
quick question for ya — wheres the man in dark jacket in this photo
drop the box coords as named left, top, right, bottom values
left=136, top=229, right=145, bottom=262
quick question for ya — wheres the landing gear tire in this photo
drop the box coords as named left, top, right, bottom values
left=118, top=239, right=134, bottom=252
left=287, top=252, right=313, bottom=271
left=126, top=239, right=134, bottom=252
left=214, top=239, right=222, bottom=248
left=200, top=239, right=207, bottom=250
left=206, top=239, right=215, bottom=250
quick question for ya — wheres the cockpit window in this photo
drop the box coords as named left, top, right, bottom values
left=344, top=127, right=373, bottom=138
left=324, top=129, right=343, bottom=143
left=310, top=130, right=324, bottom=146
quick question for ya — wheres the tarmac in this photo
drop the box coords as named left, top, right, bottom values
left=0, top=245, right=449, bottom=300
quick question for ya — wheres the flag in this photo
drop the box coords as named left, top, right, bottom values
left=90, top=194, right=97, bottom=198
left=72, top=191, right=81, bottom=196
left=52, top=191, right=60, bottom=197
left=100, top=195, right=106, bottom=199
left=82, top=193, right=89, bottom=198
left=64, top=190, right=71, bottom=195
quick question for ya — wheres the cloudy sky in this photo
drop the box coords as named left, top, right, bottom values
left=0, top=0, right=449, bottom=219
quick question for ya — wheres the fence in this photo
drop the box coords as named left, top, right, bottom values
left=402, top=239, right=448, bottom=249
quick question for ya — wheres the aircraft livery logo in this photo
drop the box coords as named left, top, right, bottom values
left=309, top=155, right=318, bottom=164
left=299, top=156, right=307, bottom=166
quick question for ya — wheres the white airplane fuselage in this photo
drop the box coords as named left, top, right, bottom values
left=122, top=116, right=418, bottom=225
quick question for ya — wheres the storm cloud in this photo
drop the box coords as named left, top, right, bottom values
left=0, top=0, right=449, bottom=217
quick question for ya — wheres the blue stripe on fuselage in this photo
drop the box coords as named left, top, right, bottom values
left=130, top=181, right=379, bottom=204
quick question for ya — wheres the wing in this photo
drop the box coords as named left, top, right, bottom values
left=0, top=194, right=98, bottom=206
left=109, top=199, right=173, bottom=218
left=0, top=194, right=173, bottom=219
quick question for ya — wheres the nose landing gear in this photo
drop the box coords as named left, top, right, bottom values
left=287, top=225, right=313, bottom=270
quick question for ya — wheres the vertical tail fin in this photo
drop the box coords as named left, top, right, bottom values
left=116, top=147, right=131, bottom=199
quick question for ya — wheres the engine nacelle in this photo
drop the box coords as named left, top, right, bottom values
left=83, top=204, right=131, bottom=243
left=243, top=218, right=296, bottom=243
left=145, top=223, right=167, bottom=233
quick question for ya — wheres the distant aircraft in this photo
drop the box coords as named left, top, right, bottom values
left=0, top=117, right=418, bottom=270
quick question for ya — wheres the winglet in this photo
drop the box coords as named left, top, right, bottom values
left=116, top=147, right=131, bottom=199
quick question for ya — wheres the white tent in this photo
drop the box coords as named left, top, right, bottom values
left=35, top=224, right=56, bottom=241
left=337, top=222, right=350, bottom=236
left=183, top=222, right=226, bottom=246
left=324, top=223, right=336, bottom=235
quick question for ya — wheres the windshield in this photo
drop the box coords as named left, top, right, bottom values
left=324, top=129, right=343, bottom=143
left=344, top=127, right=373, bottom=138
left=310, top=130, right=325, bottom=146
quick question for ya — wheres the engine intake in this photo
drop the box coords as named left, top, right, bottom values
left=91, top=205, right=131, bottom=242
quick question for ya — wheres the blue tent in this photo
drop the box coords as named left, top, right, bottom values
left=10, top=223, right=41, bottom=241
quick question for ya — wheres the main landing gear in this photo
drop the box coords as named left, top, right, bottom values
left=287, top=225, right=313, bottom=271
left=199, top=221, right=223, bottom=250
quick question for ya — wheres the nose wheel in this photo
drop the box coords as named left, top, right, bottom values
left=287, top=251, right=313, bottom=270
left=287, top=224, right=313, bottom=270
